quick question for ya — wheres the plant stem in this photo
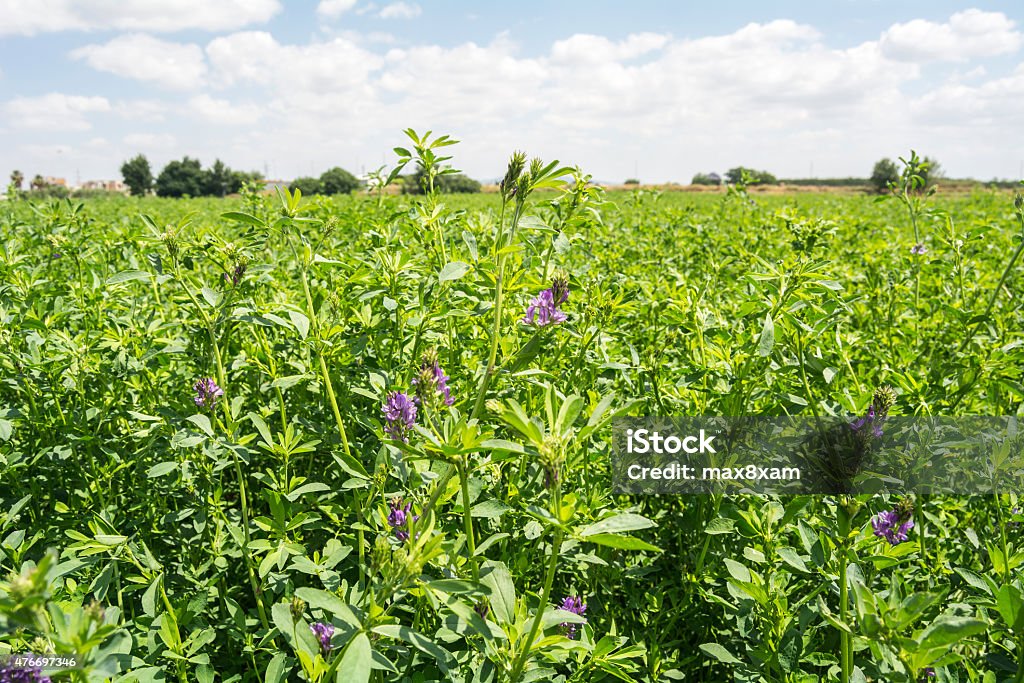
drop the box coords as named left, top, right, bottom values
left=508, top=528, right=564, bottom=683
left=458, top=460, right=478, bottom=580
left=838, top=503, right=852, bottom=683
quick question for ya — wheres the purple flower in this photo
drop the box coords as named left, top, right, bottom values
left=910, top=243, right=928, bottom=255
left=871, top=508, right=914, bottom=545
left=918, top=668, right=936, bottom=681
left=382, top=391, right=417, bottom=442
left=413, top=354, right=454, bottom=407
left=559, top=595, right=587, bottom=640
left=850, top=405, right=884, bottom=438
left=193, top=377, right=224, bottom=409
left=523, top=289, right=567, bottom=327
left=387, top=498, right=418, bottom=541
left=0, top=663, right=52, bottom=683
left=224, top=262, right=247, bottom=285
left=310, top=621, right=334, bottom=655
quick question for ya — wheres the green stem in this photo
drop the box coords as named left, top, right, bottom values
left=508, top=528, right=564, bottom=683
left=458, top=460, right=478, bottom=580
left=471, top=200, right=520, bottom=421
left=838, top=504, right=852, bottom=683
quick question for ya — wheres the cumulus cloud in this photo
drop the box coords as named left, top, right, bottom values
left=378, top=2, right=421, bottom=20
left=4, top=93, right=110, bottom=130
left=206, top=31, right=382, bottom=92
left=71, top=34, right=208, bottom=90
left=880, top=9, right=1022, bottom=62
left=316, top=0, right=358, bottom=18
left=188, top=94, right=262, bottom=125
left=0, top=0, right=280, bottom=35
left=123, top=132, right=177, bottom=148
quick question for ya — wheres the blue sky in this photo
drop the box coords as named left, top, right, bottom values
left=2, top=1, right=1023, bottom=184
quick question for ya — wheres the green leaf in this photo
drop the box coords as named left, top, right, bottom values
left=146, top=462, right=178, bottom=478
left=186, top=414, right=214, bottom=437
left=106, top=270, right=151, bottom=285
left=336, top=633, right=372, bottom=683
left=919, top=616, right=987, bottom=650
left=757, top=312, right=775, bottom=356
left=997, top=584, right=1024, bottom=630
left=699, top=642, right=741, bottom=664
left=582, top=533, right=661, bottom=552
left=372, top=624, right=454, bottom=673
left=578, top=513, right=655, bottom=538
left=439, top=261, right=471, bottom=282
left=704, top=517, right=735, bottom=535
left=480, top=561, right=516, bottom=625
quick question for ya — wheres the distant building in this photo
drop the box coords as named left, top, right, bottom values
left=80, top=179, right=127, bottom=192
left=43, top=176, right=67, bottom=187
left=262, top=179, right=288, bottom=192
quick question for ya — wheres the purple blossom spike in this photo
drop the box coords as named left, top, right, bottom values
left=522, top=289, right=567, bottom=327
left=387, top=498, right=419, bottom=542
left=850, top=405, right=883, bottom=438
left=871, top=508, right=914, bottom=546
left=558, top=595, right=587, bottom=640
left=382, top=391, right=417, bottom=442
left=310, top=621, right=335, bottom=655
left=0, top=662, right=52, bottom=683
left=413, top=355, right=454, bottom=407
left=193, top=377, right=223, bottom=409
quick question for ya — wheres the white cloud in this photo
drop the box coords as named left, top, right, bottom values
left=7, top=9, right=1024, bottom=183
left=71, top=34, right=207, bottom=90
left=123, top=132, right=177, bottom=148
left=188, top=94, right=262, bottom=125
left=317, top=0, right=358, bottom=18
left=0, top=0, right=281, bottom=35
left=880, top=9, right=1022, bottom=62
left=378, top=2, right=420, bottom=20
left=550, top=32, right=670, bottom=64
left=206, top=31, right=382, bottom=92
left=4, top=93, right=110, bottom=131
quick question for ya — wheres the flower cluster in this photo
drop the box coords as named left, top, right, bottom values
left=310, top=621, right=334, bottom=655
left=559, top=595, right=588, bottom=640
left=193, top=377, right=223, bottom=409
left=412, top=349, right=454, bottom=408
left=382, top=391, right=417, bottom=442
left=871, top=507, right=914, bottom=546
left=388, top=498, right=419, bottom=542
left=523, top=274, right=570, bottom=327
left=850, top=385, right=896, bottom=439
left=0, top=663, right=51, bottom=683
left=918, top=668, right=936, bottom=682
left=910, top=243, right=928, bottom=256
left=224, top=261, right=247, bottom=286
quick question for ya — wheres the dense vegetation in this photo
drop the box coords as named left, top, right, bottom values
left=2, top=132, right=1024, bottom=683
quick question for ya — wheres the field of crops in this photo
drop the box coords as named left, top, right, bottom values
left=2, top=140, right=1024, bottom=683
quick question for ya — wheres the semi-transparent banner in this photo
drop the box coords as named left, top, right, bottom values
left=611, top=417, right=1024, bottom=494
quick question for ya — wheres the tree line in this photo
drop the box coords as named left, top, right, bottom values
left=688, top=157, right=945, bottom=193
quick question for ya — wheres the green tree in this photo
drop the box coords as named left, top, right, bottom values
left=120, top=154, right=153, bottom=196
left=202, top=159, right=232, bottom=197
left=725, top=167, right=776, bottom=185
left=9, top=170, right=24, bottom=190
left=30, top=174, right=46, bottom=191
left=288, top=176, right=322, bottom=195
left=870, top=158, right=899, bottom=194
left=319, top=166, right=360, bottom=195
left=403, top=168, right=481, bottom=194
left=155, top=157, right=204, bottom=198
left=691, top=172, right=721, bottom=186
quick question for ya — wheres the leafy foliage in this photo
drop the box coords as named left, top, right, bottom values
left=1, top=138, right=1023, bottom=682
